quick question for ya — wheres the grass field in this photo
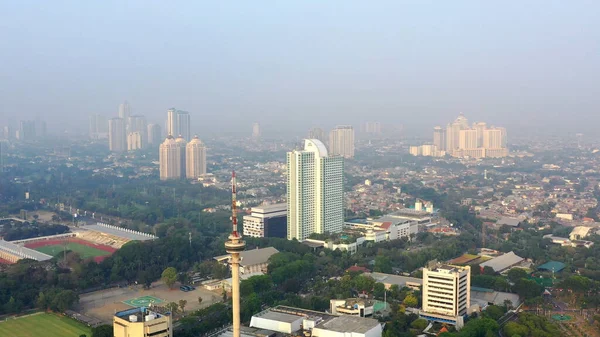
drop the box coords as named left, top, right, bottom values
left=33, top=243, right=112, bottom=259
left=0, top=312, right=91, bottom=337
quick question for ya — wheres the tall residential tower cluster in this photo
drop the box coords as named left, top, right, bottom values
left=159, top=109, right=206, bottom=180
left=410, top=113, right=508, bottom=159
left=103, top=101, right=162, bottom=152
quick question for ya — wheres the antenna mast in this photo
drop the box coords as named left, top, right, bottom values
left=232, top=171, right=238, bottom=237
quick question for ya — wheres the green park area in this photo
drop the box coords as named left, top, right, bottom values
left=0, top=312, right=91, bottom=337
left=33, top=243, right=111, bottom=259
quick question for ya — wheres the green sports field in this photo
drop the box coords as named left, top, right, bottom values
left=0, top=312, right=92, bottom=337
left=33, top=243, right=111, bottom=259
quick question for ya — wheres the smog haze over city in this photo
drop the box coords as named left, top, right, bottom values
left=3, top=3, right=600, bottom=337
left=1, top=1, right=599, bottom=136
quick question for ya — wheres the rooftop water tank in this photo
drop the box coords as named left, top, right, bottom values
left=145, top=314, right=156, bottom=322
left=129, top=315, right=137, bottom=322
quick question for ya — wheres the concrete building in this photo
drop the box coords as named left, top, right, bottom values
left=433, top=126, right=446, bottom=151
left=308, top=127, right=326, bottom=142
left=113, top=307, right=172, bottom=337
left=108, top=118, right=127, bottom=152
left=118, top=101, right=131, bottom=121
left=128, top=115, right=147, bottom=148
left=249, top=306, right=382, bottom=337
left=147, top=124, right=162, bottom=146
left=364, top=122, right=382, bottom=134
left=570, top=226, right=594, bottom=240
left=185, top=136, right=206, bottom=179
left=89, top=114, right=108, bottom=139
left=167, top=108, right=191, bottom=140
left=17, top=120, right=36, bottom=141
left=159, top=136, right=183, bottom=180
left=421, top=263, right=471, bottom=329
left=252, top=122, right=260, bottom=139
left=328, top=125, right=355, bottom=158
left=243, top=203, right=287, bottom=238
left=287, top=139, right=344, bottom=240
left=127, top=132, right=143, bottom=151
left=330, top=299, right=376, bottom=317
left=175, top=136, right=187, bottom=177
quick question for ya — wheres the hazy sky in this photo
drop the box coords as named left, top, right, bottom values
left=1, top=1, right=598, bottom=136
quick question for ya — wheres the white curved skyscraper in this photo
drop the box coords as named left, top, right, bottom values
left=287, top=139, right=344, bottom=240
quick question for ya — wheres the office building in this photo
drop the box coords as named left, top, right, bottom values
left=89, top=114, right=108, bottom=139
left=185, top=136, right=207, bottom=179
left=118, top=101, right=131, bottom=122
left=113, top=307, right=172, bottom=337
left=287, top=139, right=344, bottom=240
left=329, top=125, right=354, bottom=158
left=421, top=262, right=471, bottom=329
left=252, top=122, right=260, bottom=139
left=17, top=120, right=36, bottom=141
left=159, top=136, right=183, bottom=180
left=108, top=118, right=127, bottom=152
left=166, top=108, right=191, bottom=140
left=147, top=124, right=162, bottom=146
left=243, top=203, right=287, bottom=238
left=128, top=115, right=147, bottom=148
left=127, top=132, right=143, bottom=151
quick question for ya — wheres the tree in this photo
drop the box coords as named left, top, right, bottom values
left=403, top=294, right=418, bottom=307
left=374, top=255, right=393, bottom=273
left=179, top=299, right=187, bottom=313
left=410, top=318, right=428, bottom=330
left=513, top=279, right=543, bottom=299
left=92, top=325, right=114, bottom=337
left=507, top=268, right=529, bottom=283
left=162, top=267, right=178, bottom=289
left=482, top=266, right=496, bottom=276
left=483, top=305, right=505, bottom=321
left=166, top=302, right=179, bottom=313
left=36, top=291, right=47, bottom=310
left=373, top=283, right=386, bottom=299
left=198, top=296, right=203, bottom=306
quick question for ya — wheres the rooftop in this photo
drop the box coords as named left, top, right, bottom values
left=480, top=251, right=525, bottom=272
left=84, top=223, right=156, bottom=241
left=0, top=239, right=53, bottom=261
left=538, top=261, right=566, bottom=273
left=240, top=247, right=279, bottom=267
left=316, top=315, right=381, bottom=334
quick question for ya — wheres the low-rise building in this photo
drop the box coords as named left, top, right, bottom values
left=214, top=247, right=279, bottom=275
left=242, top=203, right=287, bottom=238
left=330, top=299, right=376, bottom=317
left=248, top=306, right=382, bottom=337
left=479, top=251, right=525, bottom=273
left=113, top=307, right=172, bottom=337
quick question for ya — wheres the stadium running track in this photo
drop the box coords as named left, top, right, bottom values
left=24, top=238, right=117, bottom=263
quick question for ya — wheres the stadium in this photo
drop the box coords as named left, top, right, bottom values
left=0, top=222, right=157, bottom=264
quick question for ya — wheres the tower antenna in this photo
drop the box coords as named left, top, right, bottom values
left=224, top=170, right=245, bottom=337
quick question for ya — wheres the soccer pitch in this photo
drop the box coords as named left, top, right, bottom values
left=33, top=243, right=112, bottom=259
left=0, top=312, right=91, bottom=337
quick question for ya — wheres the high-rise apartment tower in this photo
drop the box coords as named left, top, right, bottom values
left=287, top=139, right=344, bottom=240
left=328, top=125, right=355, bottom=158
left=185, top=136, right=207, bottom=179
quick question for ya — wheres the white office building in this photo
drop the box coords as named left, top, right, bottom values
left=421, top=263, right=471, bottom=329
left=287, top=139, right=344, bottom=240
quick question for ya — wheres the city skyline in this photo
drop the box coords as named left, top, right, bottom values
left=2, top=2, right=599, bottom=135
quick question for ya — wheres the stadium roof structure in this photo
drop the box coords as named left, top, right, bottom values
left=0, top=239, right=53, bottom=261
left=84, top=223, right=157, bottom=241
left=537, top=261, right=566, bottom=273
left=479, top=251, right=524, bottom=272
